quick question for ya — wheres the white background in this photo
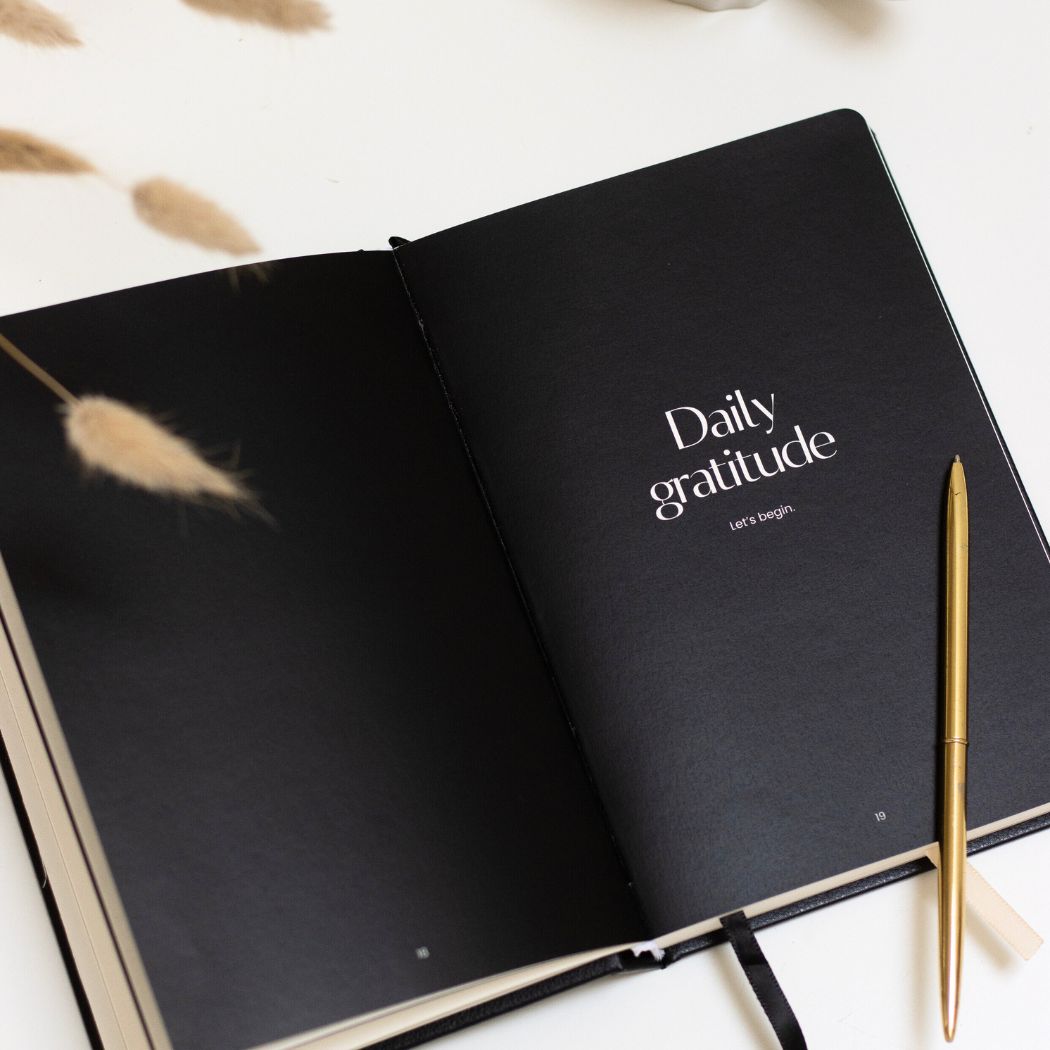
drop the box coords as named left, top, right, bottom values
left=1, top=1, right=1048, bottom=1048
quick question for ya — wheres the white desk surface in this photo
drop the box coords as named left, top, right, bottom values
left=1, top=2, right=1048, bottom=1047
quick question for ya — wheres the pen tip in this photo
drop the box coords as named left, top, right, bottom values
left=954, top=455, right=961, bottom=463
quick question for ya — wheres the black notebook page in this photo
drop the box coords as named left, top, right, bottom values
left=0, top=254, right=643, bottom=1050
left=394, top=111, right=1050, bottom=935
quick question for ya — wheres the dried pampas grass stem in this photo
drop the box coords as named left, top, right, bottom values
left=0, top=0, right=79, bottom=47
left=1, top=331, right=254, bottom=507
left=0, top=128, right=92, bottom=173
left=133, top=178, right=260, bottom=255
left=180, top=0, right=329, bottom=32
left=0, top=331, right=77, bottom=404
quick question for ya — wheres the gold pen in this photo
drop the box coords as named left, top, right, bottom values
left=940, top=455, right=968, bottom=1041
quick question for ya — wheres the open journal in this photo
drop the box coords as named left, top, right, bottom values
left=1, top=110, right=1049, bottom=1050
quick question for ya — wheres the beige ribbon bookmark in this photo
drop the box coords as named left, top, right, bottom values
left=925, top=845, right=1044, bottom=960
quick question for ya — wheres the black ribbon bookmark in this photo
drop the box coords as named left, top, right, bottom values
left=719, top=911, right=808, bottom=1050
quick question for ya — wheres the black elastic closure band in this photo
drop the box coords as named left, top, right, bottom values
left=720, top=910, right=808, bottom=1050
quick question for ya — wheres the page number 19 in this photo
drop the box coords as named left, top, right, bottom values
left=874, top=810, right=887, bottom=823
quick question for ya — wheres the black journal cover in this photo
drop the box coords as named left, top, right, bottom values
left=0, top=110, right=1048, bottom=1050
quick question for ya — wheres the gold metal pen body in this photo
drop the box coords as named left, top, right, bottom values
left=940, top=456, right=968, bottom=1042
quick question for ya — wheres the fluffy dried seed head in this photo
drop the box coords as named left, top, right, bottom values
left=0, top=0, right=80, bottom=47
left=180, top=0, right=329, bottom=32
left=64, top=396, right=252, bottom=504
left=132, top=177, right=260, bottom=255
left=0, top=128, right=92, bottom=173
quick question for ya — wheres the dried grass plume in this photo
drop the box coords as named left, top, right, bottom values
left=132, top=177, right=260, bottom=255
left=1, top=332, right=254, bottom=507
left=180, top=0, right=329, bottom=32
left=65, top=396, right=251, bottom=504
left=0, top=0, right=79, bottom=47
left=0, top=128, right=93, bottom=173
left=0, top=139, right=260, bottom=258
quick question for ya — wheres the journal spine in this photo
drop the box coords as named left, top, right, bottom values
left=389, top=242, right=654, bottom=941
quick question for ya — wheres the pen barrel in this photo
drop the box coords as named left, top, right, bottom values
left=940, top=459, right=968, bottom=1041
left=944, top=468, right=969, bottom=741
